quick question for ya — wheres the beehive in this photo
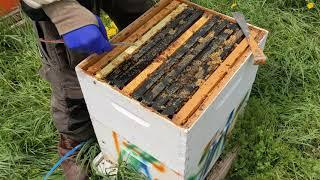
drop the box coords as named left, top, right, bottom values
left=76, top=0, right=268, bottom=179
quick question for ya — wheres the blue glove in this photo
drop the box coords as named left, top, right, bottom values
left=62, top=16, right=113, bottom=55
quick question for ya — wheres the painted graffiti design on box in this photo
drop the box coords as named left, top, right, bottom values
left=188, top=91, right=250, bottom=180
left=187, top=110, right=235, bottom=180
left=112, top=131, right=181, bottom=179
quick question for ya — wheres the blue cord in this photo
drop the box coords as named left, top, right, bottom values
left=43, top=141, right=86, bottom=180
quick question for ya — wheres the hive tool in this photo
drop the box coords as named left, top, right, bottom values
left=233, top=12, right=267, bottom=65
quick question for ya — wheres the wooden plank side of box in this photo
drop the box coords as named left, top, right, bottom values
left=184, top=32, right=268, bottom=178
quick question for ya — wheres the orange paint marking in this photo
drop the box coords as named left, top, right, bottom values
left=112, top=131, right=120, bottom=156
left=152, top=163, right=166, bottom=173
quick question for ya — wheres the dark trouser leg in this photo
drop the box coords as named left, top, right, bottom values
left=34, top=0, right=154, bottom=142
left=101, top=0, right=155, bottom=30
left=34, top=20, right=93, bottom=180
left=34, top=21, right=94, bottom=142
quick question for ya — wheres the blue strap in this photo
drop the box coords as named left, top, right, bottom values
left=43, top=141, right=86, bottom=180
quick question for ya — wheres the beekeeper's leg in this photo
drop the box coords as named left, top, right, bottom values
left=34, top=21, right=93, bottom=180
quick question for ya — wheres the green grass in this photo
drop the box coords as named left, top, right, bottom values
left=0, top=0, right=319, bottom=179
left=0, top=18, right=61, bottom=179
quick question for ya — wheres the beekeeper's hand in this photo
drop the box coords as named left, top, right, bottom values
left=63, top=16, right=113, bottom=54
left=22, top=0, right=113, bottom=54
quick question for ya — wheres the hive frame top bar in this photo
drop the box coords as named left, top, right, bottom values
left=78, top=0, right=268, bottom=128
left=79, top=0, right=268, bottom=71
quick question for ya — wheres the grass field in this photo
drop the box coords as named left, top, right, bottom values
left=0, top=0, right=319, bottom=179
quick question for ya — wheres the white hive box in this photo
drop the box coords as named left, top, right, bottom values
left=76, top=0, right=268, bottom=179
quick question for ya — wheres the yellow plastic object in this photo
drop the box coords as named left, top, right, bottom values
left=106, top=21, right=118, bottom=39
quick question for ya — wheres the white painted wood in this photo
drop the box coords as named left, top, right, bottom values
left=184, top=33, right=269, bottom=178
left=76, top=28, right=268, bottom=180
left=76, top=69, right=187, bottom=175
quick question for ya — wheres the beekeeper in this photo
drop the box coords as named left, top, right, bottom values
left=21, top=0, right=153, bottom=179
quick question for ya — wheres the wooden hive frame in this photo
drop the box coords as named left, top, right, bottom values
left=78, top=0, right=267, bottom=128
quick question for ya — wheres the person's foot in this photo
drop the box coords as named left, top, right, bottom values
left=58, top=135, right=88, bottom=180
